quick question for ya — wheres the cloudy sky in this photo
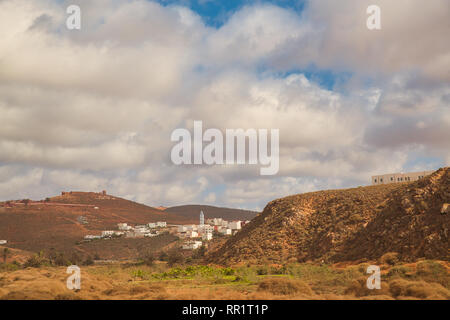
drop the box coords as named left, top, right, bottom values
left=0, top=0, right=448, bottom=210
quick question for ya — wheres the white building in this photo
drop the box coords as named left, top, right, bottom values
left=126, top=231, right=145, bottom=238
left=198, top=224, right=214, bottom=233
left=118, top=223, right=128, bottom=230
left=0, top=240, right=7, bottom=245
left=101, top=230, right=115, bottom=237
left=202, top=232, right=212, bottom=241
left=156, top=221, right=167, bottom=227
left=84, top=235, right=101, bottom=240
left=188, top=231, right=199, bottom=238
left=118, top=223, right=132, bottom=231
left=182, top=240, right=203, bottom=250
left=148, top=222, right=157, bottom=228
left=206, top=218, right=223, bottom=226
left=178, top=225, right=188, bottom=233
left=371, top=170, right=434, bottom=185
left=218, top=227, right=232, bottom=235
left=228, top=221, right=241, bottom=230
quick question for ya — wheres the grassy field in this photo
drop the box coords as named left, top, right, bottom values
left=1, top=257, right=448, bottom=300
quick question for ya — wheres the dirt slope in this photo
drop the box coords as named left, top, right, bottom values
left=208, top=168, right=449, bottom=265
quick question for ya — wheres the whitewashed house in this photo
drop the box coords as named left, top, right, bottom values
left=148, top=222, right=157, bottom=228
left=101, top=230, right=114, bottom=237
left=118, top=223, right=132, bottom=231
left=156, top=221, right=167, bottom=227
left=84, top=235, right=101, bottom=240
left=218, top=227, right=232, bottom=235
left=202, top=232, right=213, bottom=241
left=0, top=240, right=7, bottom=245
left=228, top=221, right=242, bottom=230
left=188, top=231, right=199, bottom=238
left=198, top=224, right=214, bottom=233
left=182, top=240, right=203, bottom=250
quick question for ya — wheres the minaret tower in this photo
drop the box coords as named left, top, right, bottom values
left=200, top=210, right=204, bottom=225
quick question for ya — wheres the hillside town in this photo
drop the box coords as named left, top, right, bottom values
left=83, top=210, right=250, bottom=250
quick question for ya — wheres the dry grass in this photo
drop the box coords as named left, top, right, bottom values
left=257, top=278, right=314, bottom=296
left=0, top=261, right=448, bottom=300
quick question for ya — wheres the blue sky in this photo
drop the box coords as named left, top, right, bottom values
left=155, top=0, right=306, bottom=27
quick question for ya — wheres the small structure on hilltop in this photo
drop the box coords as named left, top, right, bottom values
left=371, top=170, right=434, bottom=185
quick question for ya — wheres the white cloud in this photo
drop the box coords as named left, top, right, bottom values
left=0, top=0, right=447, bottom=209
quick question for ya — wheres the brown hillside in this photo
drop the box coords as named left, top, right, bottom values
left=208, top=168, right=449, bottom=265
left=0, top=192, right=188, bottom=258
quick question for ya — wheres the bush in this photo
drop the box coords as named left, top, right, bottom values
left=222, top=267, right=235, bottom=276
left=256, top=265, right=269, bottom=275
left=144, top=255, right=155, bottom=266
left=158, top=251, right=168, bottom=262
left=380, top=252, right=399, bottom=266
left=387, top=265, right=411, bottom=278
left=24, top=255, right=45, bottom=268
left=83, top=257, right=94, bottom=266
left=345, top=277, right=390, bottom=297
left=257, top=278, right=313, bottom=296
left=415, top=260, right=449, bottom=288
left=167, top=250, right=184, bottom=266
left=53, top=253, right=70, bottom=266
left=389, top=279, right=450, bottom=299
left=192, top=246, right=206, bottom=259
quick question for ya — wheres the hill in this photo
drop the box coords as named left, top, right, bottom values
left=207, top=168, right=449, bottom=265
left=163, top=205, right=258, bottom=222
left=0, top=191, right=188, bottom=259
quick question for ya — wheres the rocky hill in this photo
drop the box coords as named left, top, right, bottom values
left=208, top=168, right=449, bottom=265
left=0, top=191, right=187, bottom=258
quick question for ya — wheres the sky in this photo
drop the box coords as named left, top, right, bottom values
left=0, top=0, right=449, bottom=210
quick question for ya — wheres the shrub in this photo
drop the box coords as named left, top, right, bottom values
left=140, top=253, right=155, bottom=266
left=345, top=277, right=390, bottom=297
left=222, top=267, right=235, bottom=276
left=24, top=255, right=47, bottom=268
left=158, top=251, right=168, bottom=262
left=387, top=265, right=411, bottom=278
left=129, top=285, right=148, bottom=295
left=389, top=279, right=450, bottom=299
left=257, top=278, right=313, bottom=296
left=415, top=260, right=449, bottom=288
left=53, top=253, right=70, bottom=266
left=380, top=252, right=399, bottom=266
left=167, top=250, right=184, bottom=266
left=83, top=257, right=94, bottom=266
left=256, top=265, right=269, bottom=275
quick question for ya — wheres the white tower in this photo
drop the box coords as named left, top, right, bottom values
left=200, top=210, right=204, bottom=225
